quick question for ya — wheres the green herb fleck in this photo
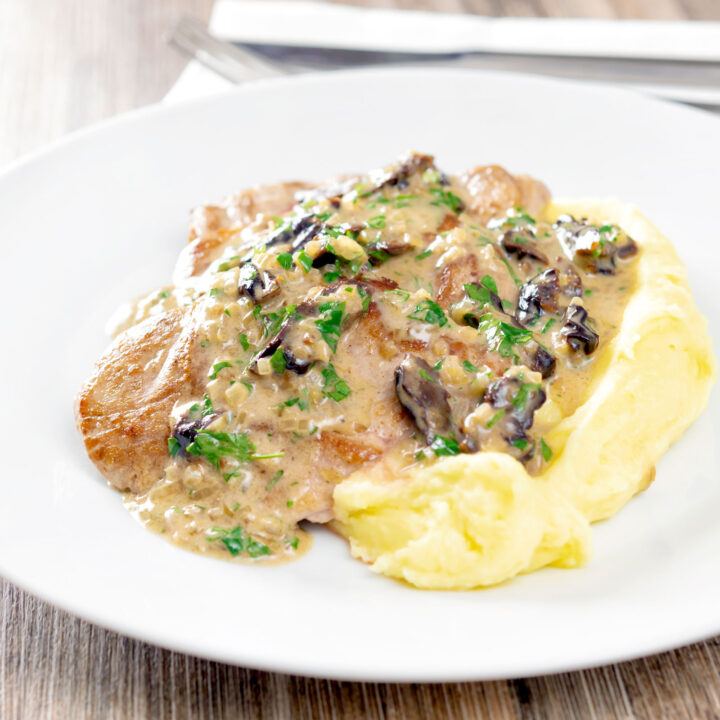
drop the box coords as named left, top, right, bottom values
left=270, top=347, right=287, bottom=374
left=186, top=431, right=283, bottom=468
left=321, top=363, right=351, bottom=401
left=315, top=301, right=346, bottom=353
left=297, top=250, right=313, bottom=273
left=168, top=437, right=181, bottom=457
left=238, top=333, right=250, bottom=351
left=266, top=469, right=284, bottom=491
left=429, top=188, right=464, bottom=214
left=430, top=435, right=460, bottom=456
left=462, top=360, right=479, bottom=373
left=409, top=299, right=448, bottom=327
left=540, top=438, right=553, bottom=462
left=323, top=266, right=342, bottom=283
left=366, top=215, right=386, bottom=229
left=209, top=361, right=232, bottom=379
left=487, top=409, right=505, bottom=428
left=207, top=526, right=271, bottom=558
left=415, top=249, right=433, bottom=261
left=277, top=252, right=293, bottom=270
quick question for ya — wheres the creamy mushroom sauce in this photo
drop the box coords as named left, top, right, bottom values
left=124, top=153, right=638, bottom=564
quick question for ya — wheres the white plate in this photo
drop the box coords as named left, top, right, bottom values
left=0, top=68, right=718, bottom=682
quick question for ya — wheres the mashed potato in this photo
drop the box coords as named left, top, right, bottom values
left=333, top=201, right=717, bottom=589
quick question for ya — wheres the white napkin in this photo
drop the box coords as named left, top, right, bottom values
left=164, top=0, right=720, bottom=107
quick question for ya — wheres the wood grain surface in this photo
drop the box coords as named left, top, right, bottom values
left=2, top=1, right=720, bottom=718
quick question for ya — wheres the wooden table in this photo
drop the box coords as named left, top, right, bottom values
left=2, top=1, right=719, bottom=717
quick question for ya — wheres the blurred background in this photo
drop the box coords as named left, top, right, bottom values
left=2, top=0, right=720, bottom=167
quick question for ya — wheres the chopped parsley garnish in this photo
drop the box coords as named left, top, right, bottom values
left=323, top=266, right=342, bottom=283
left=168, top=437, right=181, bottom=457
left=430, top=435, right=460, bottom=456
left=277, top=252, right=293, bottom=270
left=584, top=289, right=593, bottom=296
left=201, top=394, right=214, bottom=416
left=419, top=368, right=435, bottom=383
left=358, top=286, right=371, bottom=313
left=207, top=526, right=271, bottom=558
left=266, top=469, right=284, bottom=491
left=540, top=438, right=553, bottom=462
left=281, top=395, right=309, bottom=411
left=541, top=318, right=556, bottom=334
left=462, top=360, right=479, bottom=373
left=238, top=333, right=250, bottom=351
left=511, top=438, right=529, bottom=450
left=297, top=250, right=313, bottom=273
left=270, top=347, right=287, bottom=374
left=490, top=206, right=536, bottom=229
left=477, top=314, right=533, bottom=358
left=209, top=287, right=224, bottom=297
left=186, top=431, right=283, bottom=468
left=464, top=274, right=499, bottom=306
left=241, top=380, right=253, bottom=395
left=487, top=409, right=505, bottom=428
left=409, top=299, right=448, bottom=327
left=157, top=290, right=170, bottom=299
left=321, top=363, right=351, bottom=401
left=415, top=249, right=433, bottom=261
left=257, top=305, right=297, bottom=338
left=287, top=537, right=300, bottom=550
left=384, top=289, right=410, bottom=302
left=366, top=215, right=386, bottom=229
left=497, top=256, right=522, bottom=288
left=513, top=382, right=542, bottom=410
left=429, top=187, right=464, bottom=214
left=433, top=359, right=444, bottom=370
left=367, top=249, right=391, bottom=264
left=208, top=361, right=232, bottom=379
left=315, top=301, right=345, bottom=353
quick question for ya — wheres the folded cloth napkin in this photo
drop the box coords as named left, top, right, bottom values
left=164, top=0, right=720, bottom=106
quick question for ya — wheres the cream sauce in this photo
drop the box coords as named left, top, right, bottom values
left=122, top=153, right=638, bottom=564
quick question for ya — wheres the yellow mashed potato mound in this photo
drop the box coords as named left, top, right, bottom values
left=333, top=200, right=717, bottom=590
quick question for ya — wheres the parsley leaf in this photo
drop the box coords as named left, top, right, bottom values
left=323, top=266, right=342, bottom=283
left=270, top=347, right=287, bottom=374
left=540, top=438, right=553, bottom=462
left=366, top=215, right=386, bottom=229
left=429, top=187, right=465, bottom=214
left=477, top=314, right=533, bottom=358
left=207, top=526, right=271, bottom=558
left=238, top=333, right=250, bottom=351
left=321, top=363, right=351, bottom=401
left=277, top=252, right=293, bottom=270
left=415, top=249, right=433, bottom=261
left=201, top=394, right=214, bottom=416
left=208, top=361, right=232, bottom=379
left=297, top=250, right=313, bottom=273
left=266, top=469, right=284, bottom=491
left=168, top=437, right=181, bottom=457
left=409, top=299, right=448, bottom=327
left=430, top=435, right=460, bottom=456
left=315, top=301, right=345, bottom=353
left=186, top=431, right=283, bottom=468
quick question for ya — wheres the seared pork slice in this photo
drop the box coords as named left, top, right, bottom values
left=174, top=181, right=316, bottom=281
left=459, top=165, right=550, bottom=224
left=75, top=308, right=205, bottom=494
